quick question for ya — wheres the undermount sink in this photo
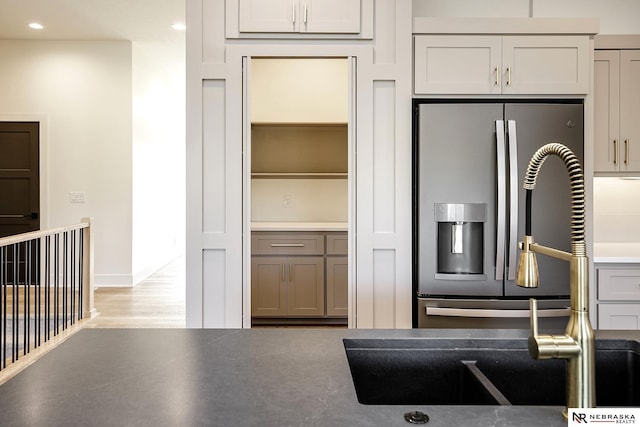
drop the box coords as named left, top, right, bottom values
left=343, top=338, right=640, bottom=406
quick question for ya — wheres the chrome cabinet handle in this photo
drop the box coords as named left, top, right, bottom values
left=304, top=2, right=308, bottom=24
left=495, top=66, right=500, bottom=86
left=625, top=139, right=629, bottom=164
left=506, top=66, right=511, bottom=85
left=613, top=139, right=618, bottom=165
left=289, top=262, right=293, bottom=281
left=270, top=243, right=304, bottom=247
left=281, top=264, right=285, bottom=281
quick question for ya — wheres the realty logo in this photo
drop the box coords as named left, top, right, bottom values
left=573, top=412, right=587, bottom=423
left=568, top=408, right=639, bottom=425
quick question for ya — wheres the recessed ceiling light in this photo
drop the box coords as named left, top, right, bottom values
left=28, top=23, right=44, bottom=30
left=171, top=23, right=186, bottom=31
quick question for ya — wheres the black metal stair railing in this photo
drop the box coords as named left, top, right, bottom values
left=0, top=218, right=94, bottom=371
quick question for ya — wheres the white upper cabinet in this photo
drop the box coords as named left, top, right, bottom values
left=414, top=35, right=501, bottom=95
left=619, top=50, right=640, bottom=172
left=501, top=36, right=589, bottom=95
left=414, top=35, right=590, bottom=95
left=594, top=50, right=621, bottom=173
left=594, top=50, right=640, bottom=174
left=238, top=0, right=361, bottom=34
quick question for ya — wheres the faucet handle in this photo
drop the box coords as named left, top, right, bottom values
left=528, top=297, right=580, bottom=360
left=529, top=298, right=539, bottom=337
left=528, top=298, right=543, bottom=358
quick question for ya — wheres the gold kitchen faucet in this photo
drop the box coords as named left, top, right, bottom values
left=516, top=142, right=595, bottom=419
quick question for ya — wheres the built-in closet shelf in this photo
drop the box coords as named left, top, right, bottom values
left=251, top=173, right=347, bottom=179
left=251, top=123, right=348, bottom=175
left=251, top=122, right=347, bottom=126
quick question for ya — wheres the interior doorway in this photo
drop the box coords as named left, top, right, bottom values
left=246, top=57, right=352, bottom=327
left=0, top=122, right=40, bottom=238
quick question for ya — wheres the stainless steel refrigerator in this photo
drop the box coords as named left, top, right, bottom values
left=413, top=101, right=583, bottom=329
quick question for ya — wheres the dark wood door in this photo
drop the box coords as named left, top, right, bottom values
left=0, top=122, right=40, bottom=238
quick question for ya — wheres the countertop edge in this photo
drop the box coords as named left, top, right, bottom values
left=251, top=221, right=348, bottom=231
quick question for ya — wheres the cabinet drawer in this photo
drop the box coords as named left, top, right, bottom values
left=326, top=234, right=348, bottom=255
left=598, top=304, right=640, bottom=330
left=252, top=233, right=324, bottom=255
left=598, top=268, right=640, bottom=301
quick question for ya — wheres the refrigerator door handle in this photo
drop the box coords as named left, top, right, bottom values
left=495, top=120, right=506, bottom=280
left=425, top=306, right=570, bottom=318
left=506, top=120, right=519, bottom=281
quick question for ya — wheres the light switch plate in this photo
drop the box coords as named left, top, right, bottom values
left=69, top=192, right=86, bottom=203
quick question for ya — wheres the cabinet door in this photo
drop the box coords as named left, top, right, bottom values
left=238, top=0, right=360, bottom=34
left=502, top=36, right=589, bottom=95
left=598, top=304, right=640, bottom=330
left=239, top=0, right=299, bottom=33
left=251, top=257, right=288, bottom=316
left=326, top=257, right=348, bottom=317
left=620, top=50, right=640, bottom=173
left=414, top=35, right=502, bottom=95
left=287, top=257, right=324, bottom=316
left=302, top=0, right=360, bottom=34
left=598, top=268, right=640, bottom=301
left=594, top=50, right=621, bottom=173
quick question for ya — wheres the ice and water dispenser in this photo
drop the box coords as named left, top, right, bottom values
left=434, top=203, right=486, bottom=279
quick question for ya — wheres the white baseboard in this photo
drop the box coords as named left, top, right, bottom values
left=94, top=274, right=134, bottom=288
left=94, top=252, right=183, bottom=288
left=132, top=251, right=184, bottom=285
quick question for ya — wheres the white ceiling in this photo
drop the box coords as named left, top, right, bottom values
left=0, top=0, right=185, bottom=43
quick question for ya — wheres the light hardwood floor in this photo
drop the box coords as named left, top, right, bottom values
left=87, top=257, right=186, bottom=328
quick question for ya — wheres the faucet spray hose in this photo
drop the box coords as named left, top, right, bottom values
left=522, top=143, right=585, bottom=245
left=525, top=190, right=533, bottom=236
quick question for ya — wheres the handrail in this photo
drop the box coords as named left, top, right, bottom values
left=0, top=217, right=95, bottom=372
left=0, top=221, right=89, bottom=247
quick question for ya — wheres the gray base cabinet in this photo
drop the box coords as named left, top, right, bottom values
left=596, top=265, right=640, bottom=329
left=252, top=256, right=325, bottom=317
left=326, top=257, right=348, bottom=317
left=251, top=231, right=347, bottom=321
left=326, top=233, right=348, bottom=317
left=251, top=256, right=288, bottom=316
left=287, top=257, right=325, bottom=316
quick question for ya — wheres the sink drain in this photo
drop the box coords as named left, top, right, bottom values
left=404, top=411, right=429, bottom=424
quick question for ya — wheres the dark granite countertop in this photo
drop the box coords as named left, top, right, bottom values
left=0, top=328, right=637, bottom=426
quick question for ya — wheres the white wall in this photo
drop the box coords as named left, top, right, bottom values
left=0, top=39, right=185, bottom=287
left=251, top=179, right=347, bottom=222
left=412, top=0, right=529, bottom=17
left=594, top=178, right=640, bottom=242
left=533, top=0, right=640, bottom=34
left=0, top=40, right=133, bottom=285
left=251, top=58, right=348, bottom=123
left=132, top=41, right=186, bottom=283
left=413, top=0, right=640, bottom=34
